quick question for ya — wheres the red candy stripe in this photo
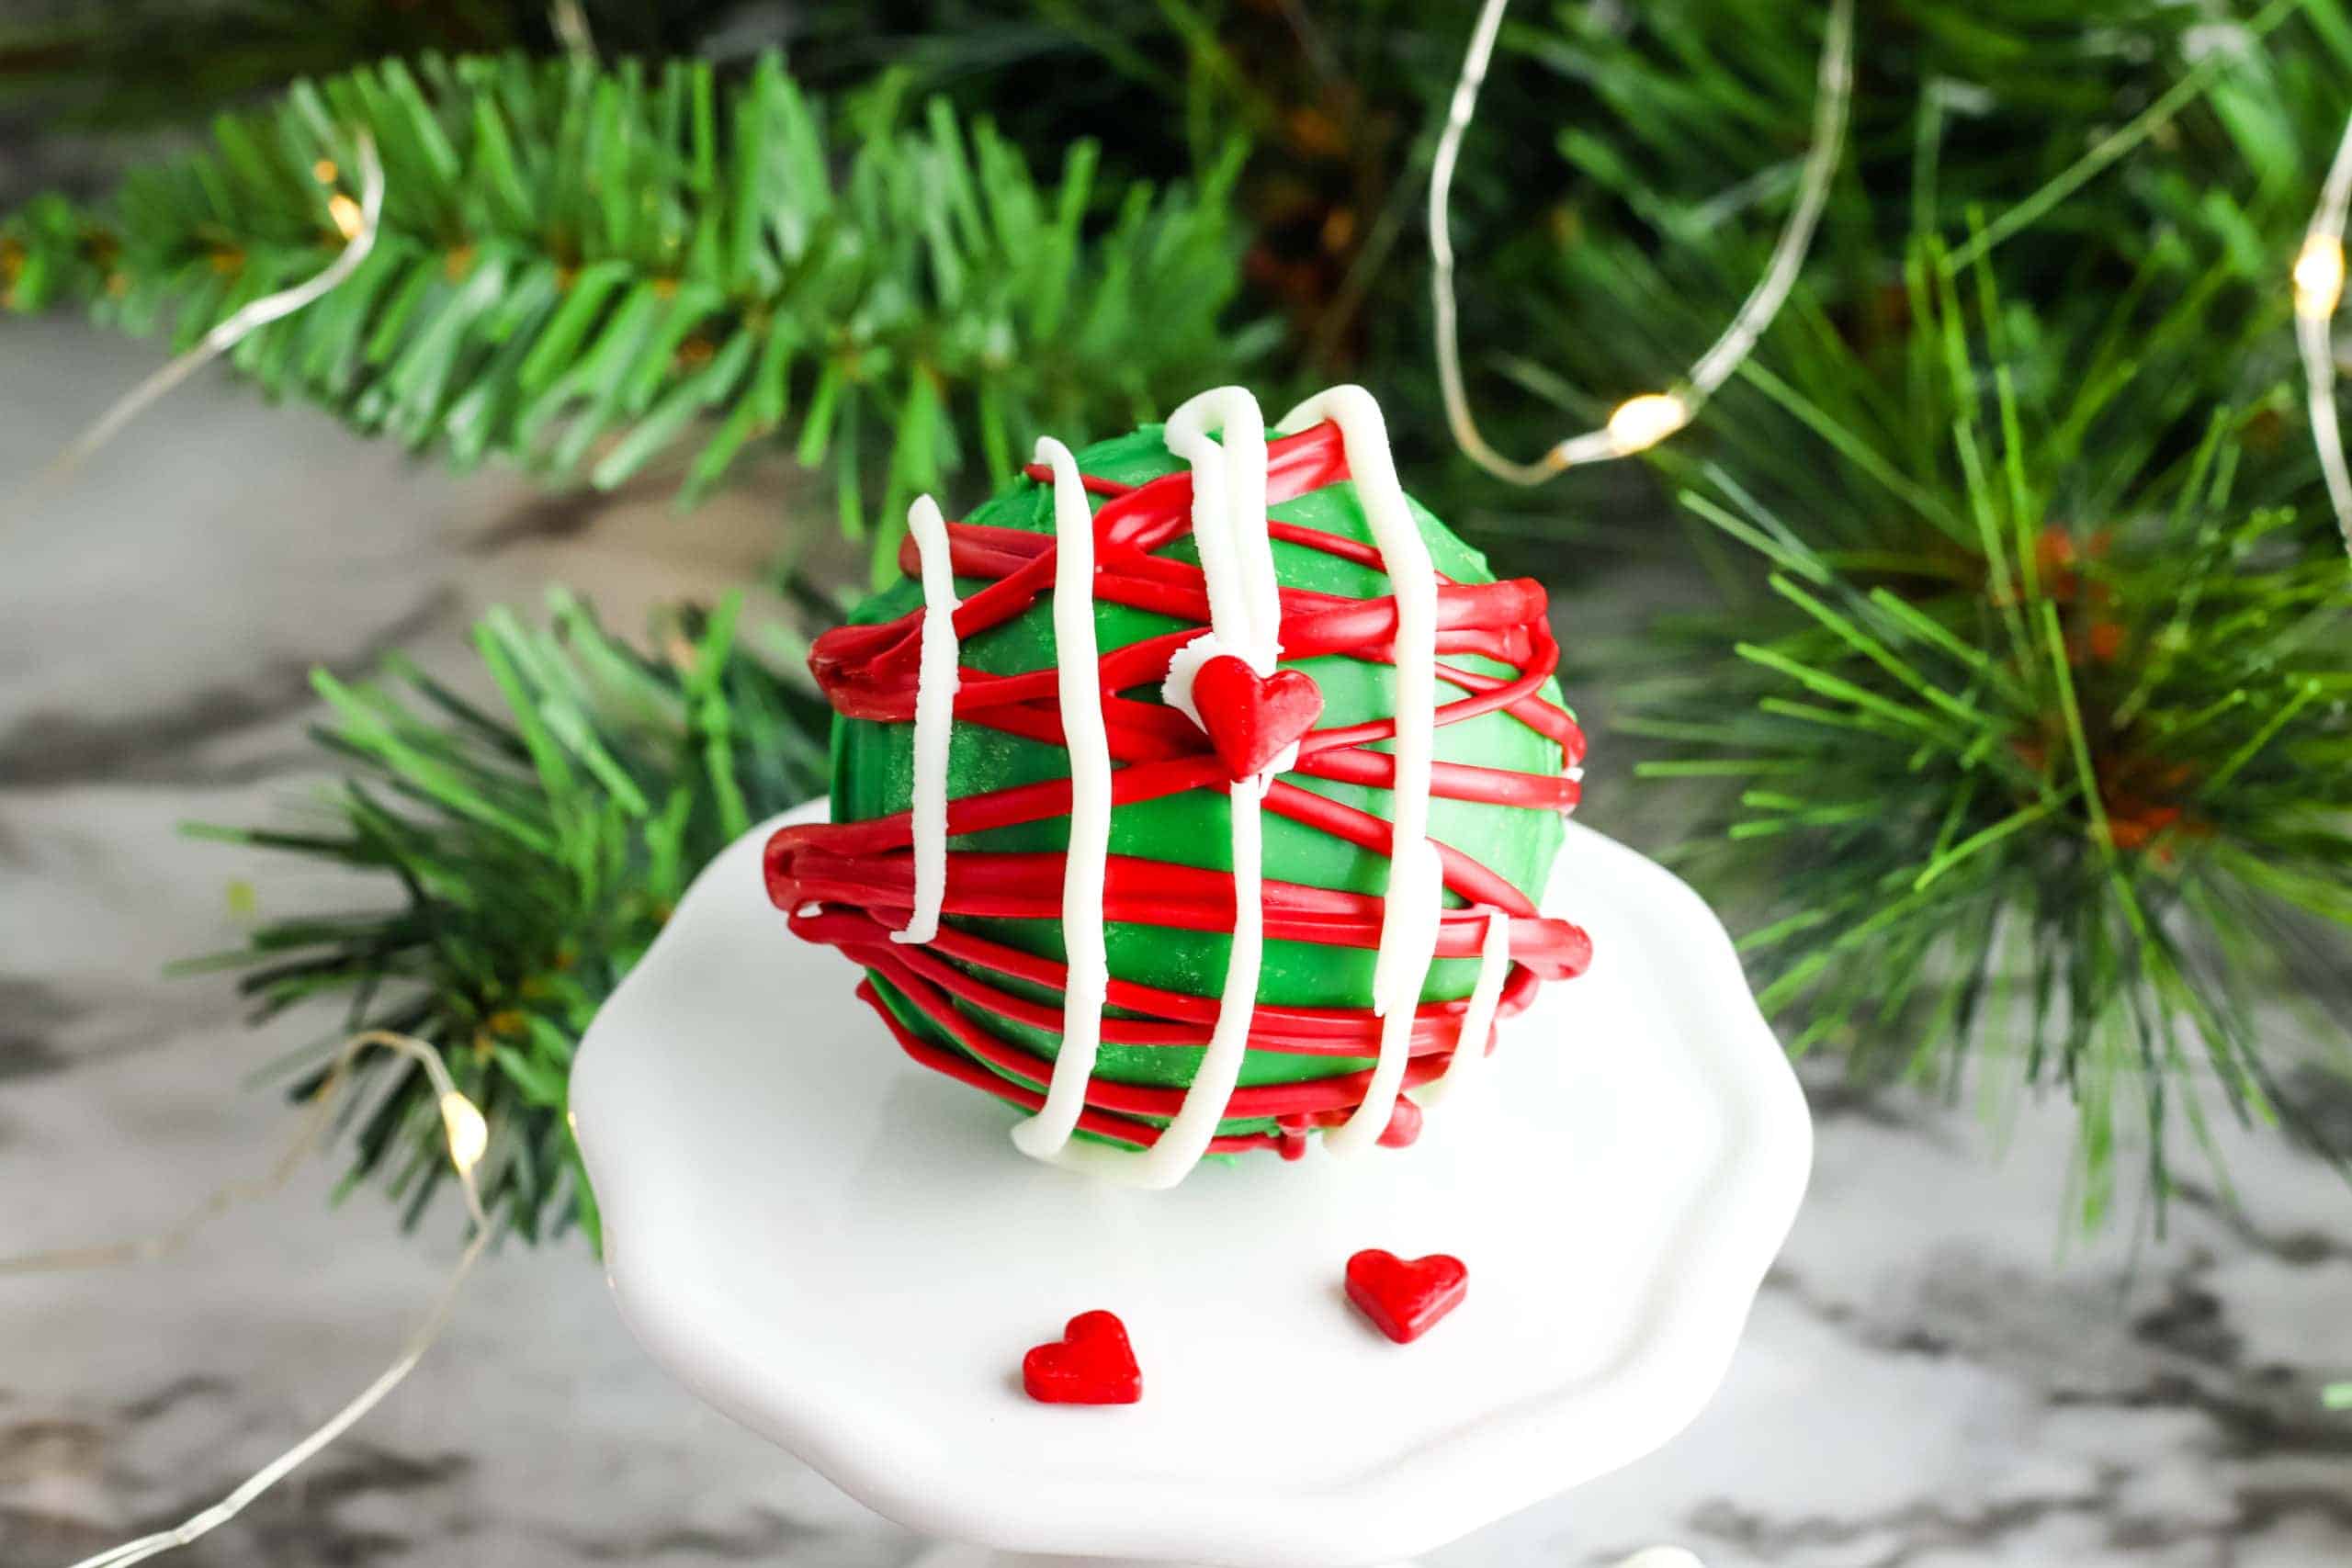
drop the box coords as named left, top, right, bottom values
left=769, top=421, right=1588, bottom=1152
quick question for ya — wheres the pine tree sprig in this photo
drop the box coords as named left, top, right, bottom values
left=1629, top=235, right=2352, bottom=1229
left=180, top=591, right=832, bottom=1243
left=1, top=51, right=1261, bottom=579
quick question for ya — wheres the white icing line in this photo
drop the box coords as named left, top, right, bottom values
left=892, top=493, right=961, bottom=947
left=1126, top=389, right=1277, bottom=1185
left=1168, top=387, right=1280, bottom=667
left=1349, top=840, right=1444, bottom=1138
left=1276, top=385, right=1444, bottom=1156
left=1125, top=774, right=1265, bottom=1188
left=1036, top=775, right=1264, bottom=1190
left=1419, top=907, right=1513, bottom=1104
left=1012, top=439, right=1114, bottom=1161
left=1041, top=387, right=1275, bottom=1187
left=1159, top=628, right=1237, bottom=728
left=1017, top=385, right=1463, bottom=1179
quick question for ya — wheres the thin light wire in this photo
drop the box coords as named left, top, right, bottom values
left=1430, top=0, right=1855, bottom=481
left=2296, top=107, right=2352, bottom=563
left=7, top=131, right=385, bottom=513
left=0, top=1110, right=318, bottom=1275
left=0, top=1026, right=477, bottom=1276
left=549, top=0, right=598, bottom=59
left=1, top=1031, right=492, bottom=1568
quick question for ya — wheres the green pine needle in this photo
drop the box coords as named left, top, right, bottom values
left=1, top=51, right=1259, bottom=580
left=1633, top=231, right=2352, bottom=1230
left=183, top=591, right=832, bottom=1243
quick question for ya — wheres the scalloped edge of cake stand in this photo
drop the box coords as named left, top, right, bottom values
left=575, top=800, right=1809, bottom=1567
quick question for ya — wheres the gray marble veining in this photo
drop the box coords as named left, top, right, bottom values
left=2, top=319, right=2347, bottom=1566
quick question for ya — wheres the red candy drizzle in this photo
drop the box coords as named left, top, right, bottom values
left=767, top=419, right=1591, bottom=1157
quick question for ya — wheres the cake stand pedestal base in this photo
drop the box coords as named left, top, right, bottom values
left=909, top=1552, right=1707, bottom=1568
left=574, top=803, right=1809, bottom=1568
left=910, top=1551, right=1417, bottom=1568
left=904, top=1548, right=1706, bottom=1568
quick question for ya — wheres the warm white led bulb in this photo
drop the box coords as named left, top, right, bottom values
left=1606, top=392, right=1691, bottom=456
left=2296, top=235, right=2345, bottom=321
left=438, top=1091, right=490, bottom=1175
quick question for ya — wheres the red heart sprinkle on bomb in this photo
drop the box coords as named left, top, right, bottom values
left=1189, top=654, right=1324, bottom=781
left=1023, top=1310, right=1143, bottom=1404
left=1345, top=1249, right=1469, bottom=1344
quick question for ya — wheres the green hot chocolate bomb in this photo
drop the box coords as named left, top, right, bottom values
left=823, top=421, right=1577, bottom=1149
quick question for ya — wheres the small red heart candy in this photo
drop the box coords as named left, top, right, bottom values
left=1022, top=1310, right=1143, bottom=1404
left=1345, top=1249, right=1468, bottom=1345
left=1189, top=654, right=1324, bottom=781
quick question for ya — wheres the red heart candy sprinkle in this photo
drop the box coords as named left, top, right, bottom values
left=1022, top=1310, right=1143, bottom=1404
left=1188, top=654, right=1324, bottom=781
left=1345, top=1249, right=1469, bottom=1345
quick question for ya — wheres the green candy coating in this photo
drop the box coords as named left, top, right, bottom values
left=831, top=423, right=1570, bottom=1141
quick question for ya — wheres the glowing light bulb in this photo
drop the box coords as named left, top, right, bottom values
left=1606, top=392, right=1690, bottom=456
left=438, top=1091, right=490, bottom=1175
left=2296, top=235, right=2345, bottom=321
left=328, top=194, right=365, bottom=241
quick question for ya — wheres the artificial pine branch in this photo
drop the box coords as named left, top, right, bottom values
left=178, top=591, right=832, bottom=1242
left=1484, top=0, right=2347, bottom=479
left=0, top=4, right=753, bottom=130
left=0, top=51, right=1260, bottom=578
left=1628, top=236, right=2352, bottom=1229
left=1561, top=2, right=2352, bottom=1227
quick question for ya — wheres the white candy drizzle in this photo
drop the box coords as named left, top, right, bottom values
left=1173, top=389, right=1281, bottom=663
left=1011, top=439, right=1114, bottom=1161
left=893, top=493, right=961, bottom=947
left=1069, top=386, right=1281, bottom=1188
left=1276, top=386, right=1444, bottom=1156
left=1420, top=908, right=1514, bottom=1103
left=1159, top=629, right=1234, bottom=729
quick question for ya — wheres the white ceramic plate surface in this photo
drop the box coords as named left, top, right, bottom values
left=574, top=801, right=1810, bottom=1567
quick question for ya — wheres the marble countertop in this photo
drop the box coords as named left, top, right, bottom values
left=2, top=318, right=2348, bottom=1567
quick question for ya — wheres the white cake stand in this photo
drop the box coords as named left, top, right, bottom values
left=572, top=801, right=1810, bottom=1568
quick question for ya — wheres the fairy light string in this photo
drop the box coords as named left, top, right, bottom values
left=2297, top=108, right=2352, bottom=561
left=9, top=132, right=385, bottom=515
left=2, top=1032, right=492, bottom=1568
left=0, top=131, right=480, bottom=1568
left=1429, top=0, right=1855, bottom=480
